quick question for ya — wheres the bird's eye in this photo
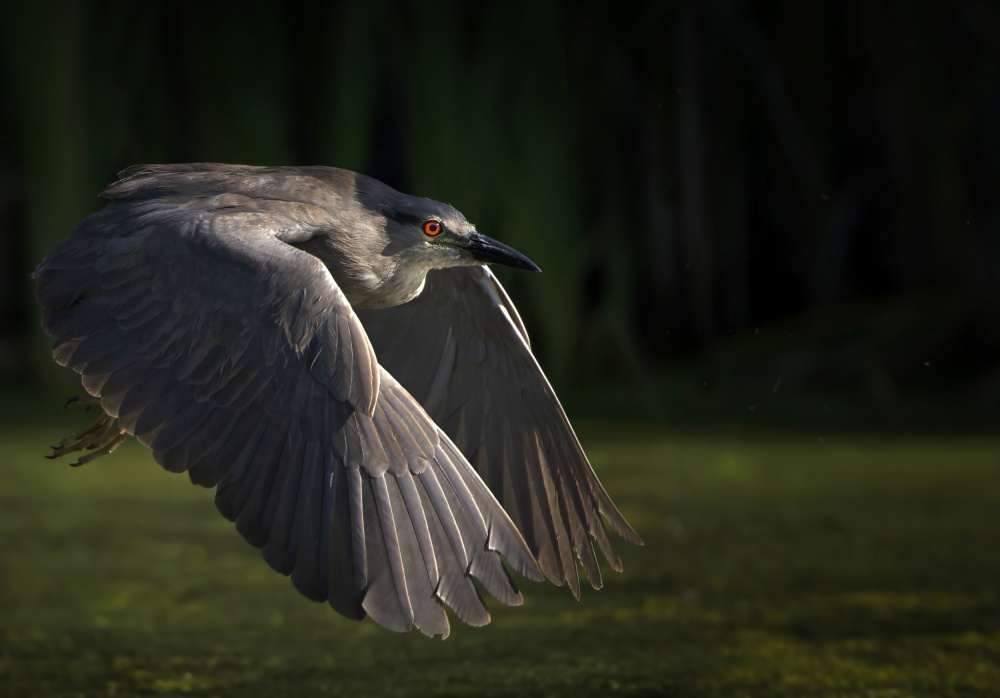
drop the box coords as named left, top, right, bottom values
left=423, top=220, right=443, bottom=236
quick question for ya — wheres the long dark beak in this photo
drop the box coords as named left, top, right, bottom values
left=459, top=232, right=541, bottom=272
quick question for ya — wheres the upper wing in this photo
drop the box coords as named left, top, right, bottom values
left=34, top=174, right=540, bottom=637
left=356, top=266, right=642, bottom=598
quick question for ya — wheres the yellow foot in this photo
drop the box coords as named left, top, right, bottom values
left=47, top=396, right=128, bottom=467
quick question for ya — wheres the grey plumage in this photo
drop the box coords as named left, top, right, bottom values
left=33, top=163, right=641, bottom=638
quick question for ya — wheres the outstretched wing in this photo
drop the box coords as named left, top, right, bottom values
left=357, top=266, right=642, bottom=598
left=34, top=168, right=541, bottom=637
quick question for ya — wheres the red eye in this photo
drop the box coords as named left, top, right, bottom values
left=423, top=220, right=443, bottom=236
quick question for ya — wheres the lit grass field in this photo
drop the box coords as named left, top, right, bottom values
left=1, top=421, right=998, bottom=697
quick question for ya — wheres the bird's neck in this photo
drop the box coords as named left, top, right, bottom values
left=347, top=255, right=432, bottom=309
left=361, top=272, right=427, bottom=308
left=294, top=236, right=430, bottom=310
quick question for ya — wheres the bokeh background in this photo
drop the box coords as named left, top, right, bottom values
left=2, top=0, right=999, bottom=428
left=2, top=2, right=1000, bottom=696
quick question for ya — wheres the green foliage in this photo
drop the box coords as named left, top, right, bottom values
left=1, top=423, right=998, bottom=696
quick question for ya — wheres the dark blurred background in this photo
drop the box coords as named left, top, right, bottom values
left=1, top=0, right=998, bottom=430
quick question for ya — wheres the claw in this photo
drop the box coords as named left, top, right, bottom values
left=64, top=395, right=101, bottom=411
left=47, top=397, right=127, bottom=465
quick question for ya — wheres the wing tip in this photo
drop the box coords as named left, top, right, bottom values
left=607, top=513, right=644, bottom=547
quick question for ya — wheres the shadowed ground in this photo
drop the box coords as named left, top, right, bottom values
left=1, top=418, right=998, bottom=697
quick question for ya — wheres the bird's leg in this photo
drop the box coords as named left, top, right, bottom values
left=46, top=396, right=127, bottom=466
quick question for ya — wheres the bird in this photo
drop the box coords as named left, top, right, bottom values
left=33, top=163, right=642, bottom=638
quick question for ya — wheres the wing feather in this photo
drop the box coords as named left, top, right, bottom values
left=284, top=439, right=325, bottom=600
left=357, top=266, right=642, bottom=595
left=416, top=469, right=490, bottom=627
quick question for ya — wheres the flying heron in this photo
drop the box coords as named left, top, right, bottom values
left=33, top=164, right=642, bottom=638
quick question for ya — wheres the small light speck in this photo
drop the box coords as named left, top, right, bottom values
left=754, top=327, right=758, bottom=335
left=924, top=361, right=930, bottom=367
left=820, top=193, right=830, bottom=201
left=772, top=377, right=782, bottom=393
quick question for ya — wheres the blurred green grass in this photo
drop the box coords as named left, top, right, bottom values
left=1, top=421, right=999, bottom=697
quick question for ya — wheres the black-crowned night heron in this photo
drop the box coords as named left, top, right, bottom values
left=33, top=164, right=641, bottom=638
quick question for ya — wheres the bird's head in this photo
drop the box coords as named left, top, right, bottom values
left=329, top=173, right=539, bottom=308
left=369, top=185, right=540, bottom=274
